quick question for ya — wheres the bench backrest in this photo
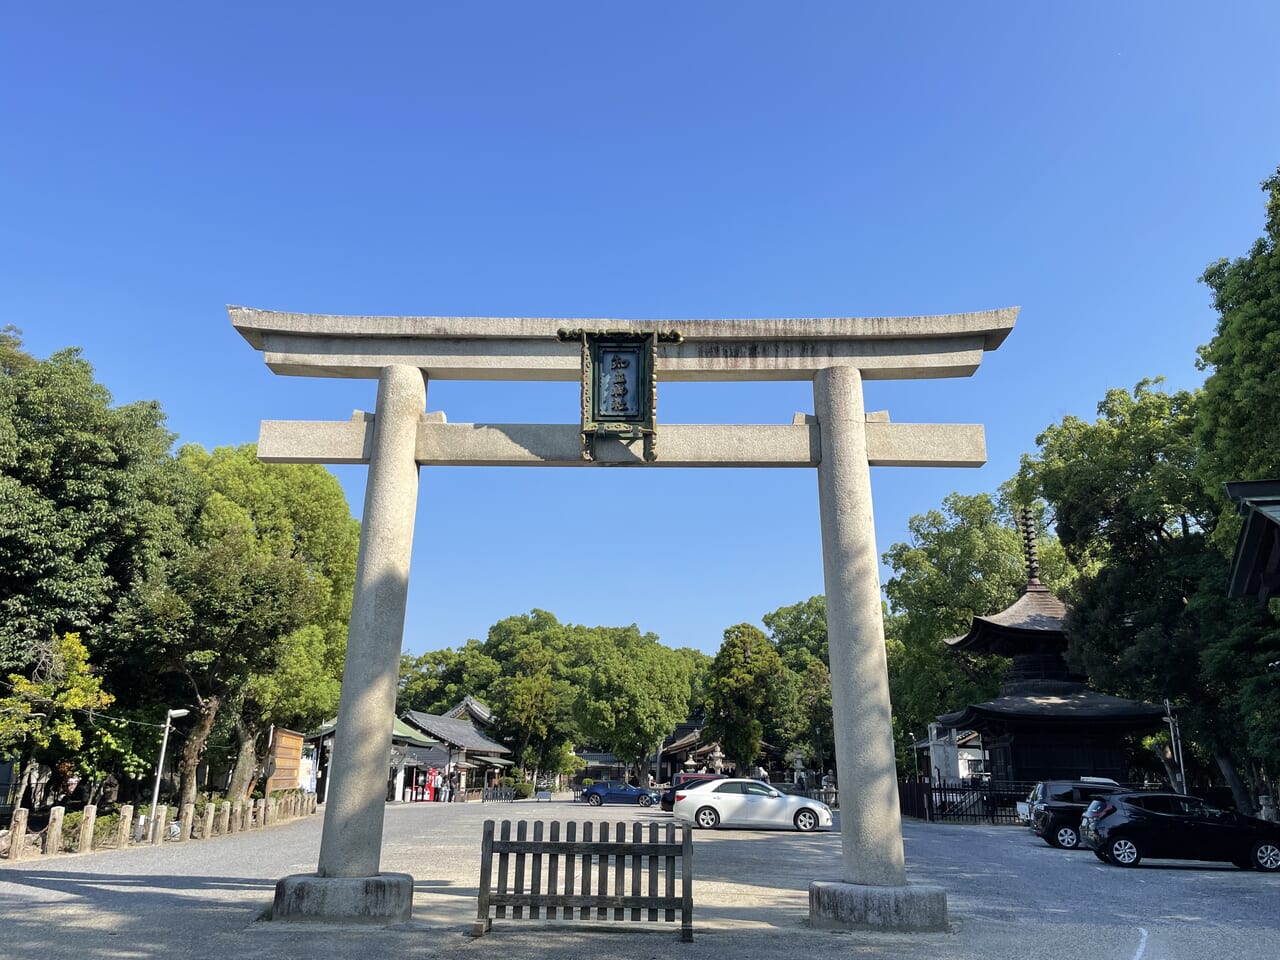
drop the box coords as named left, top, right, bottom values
left=474, top=818, right=692, bottom=941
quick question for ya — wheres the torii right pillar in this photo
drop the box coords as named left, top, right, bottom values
left=810, top=365, right=949, bottom=931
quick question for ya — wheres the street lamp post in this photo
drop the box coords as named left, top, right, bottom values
left=149, top=707, right=190, bottom=827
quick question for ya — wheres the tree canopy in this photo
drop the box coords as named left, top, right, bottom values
left=0, top=339, right=182, bottom=670
left=1196, top=166, right=1280, bottom=489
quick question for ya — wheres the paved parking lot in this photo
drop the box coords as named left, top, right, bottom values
left=1, top=799, right=1277, bottom=960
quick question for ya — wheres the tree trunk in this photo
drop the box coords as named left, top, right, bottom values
left=224, top=719, right=260, bottom=803
left=1149, top=739, right=1180, bottom=789
left=1213, top=745, right=1253, bottom=814
left=178, top=694, right=221, bottom=808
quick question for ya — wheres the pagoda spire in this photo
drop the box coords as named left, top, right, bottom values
left=1020, top=505, right=1041, bottom=585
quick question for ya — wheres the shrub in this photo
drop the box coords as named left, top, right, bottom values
left=61, top=810, right=84, bottom=850
left=93, top=813, right=120, bottom=848
left=581, top=778, right=594, bottom=787
left=513, top=783, right=536, bottom=800
left=55, top=810, right=118, bottom=850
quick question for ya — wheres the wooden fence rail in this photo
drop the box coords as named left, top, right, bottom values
left=474, top=818, right=693, bottom=941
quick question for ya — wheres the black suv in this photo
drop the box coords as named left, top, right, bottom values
left=659, top=772, right=726, bottom=812
left=1028, top=778, right=1124, bottom=849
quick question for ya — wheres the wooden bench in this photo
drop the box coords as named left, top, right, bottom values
left=473, top=819, right=693, bottom=941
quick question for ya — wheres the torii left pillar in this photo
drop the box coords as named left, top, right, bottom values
left=273, top=365, right=425, bottom=923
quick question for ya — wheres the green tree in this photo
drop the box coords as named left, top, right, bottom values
left=763, top=596, right=828, bottom=669
left=478, top=611, right=584, bottom=775
left=398, top=640, right=505, bottom=717
left=0, top=633, right=115, bottom=808
left=702, top=623, right=786, bottom=772
left=173, top=445, right=358, bottom=800
left=1193, top=170, right=1280, bottom=779
left=575, top=626, right=692, bottom=778
left=0, top=325, right=37, bottom=377
left=111, top=475, right=327, bottom=807
left=0, top=342, right=183, bottom=670
left=1196, top=166, right=1280, bottom=491
left=762, top=596, right=834, bottom=767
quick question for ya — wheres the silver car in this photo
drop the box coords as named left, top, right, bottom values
left=671, top=777, right=833, bottom=832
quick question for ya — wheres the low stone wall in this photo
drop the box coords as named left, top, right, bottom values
left=1, top=790, right=318, bottom=861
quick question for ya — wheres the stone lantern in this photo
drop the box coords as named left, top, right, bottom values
left=709, top=745, right=724, bottom=774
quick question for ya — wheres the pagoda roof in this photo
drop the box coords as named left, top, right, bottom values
left=943, top=582, right=1068, bottom=656
left=937, top=684, right=1167, bottom=733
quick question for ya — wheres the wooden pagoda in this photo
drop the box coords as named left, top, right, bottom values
left=935, top=509, right=1166, bottom=783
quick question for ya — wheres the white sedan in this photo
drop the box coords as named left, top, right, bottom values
left=671, top=778, right=834, bottom=832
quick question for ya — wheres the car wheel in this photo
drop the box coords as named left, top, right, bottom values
left=794, top=809, right=819, bottom=832
left=694, top=806, right=720, bottom=829
left=1252, top=841, right=1280, bottom=871
left=638, top=794, right=653, bottom=807
left=1108, top=837, right=1141, bottom=867
left=1054, top=825, right=1080, bottom=849
left=586, top=793, right=602, bottom=806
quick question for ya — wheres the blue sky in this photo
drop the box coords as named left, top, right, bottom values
left=5, top=4, right=1279, bottom=657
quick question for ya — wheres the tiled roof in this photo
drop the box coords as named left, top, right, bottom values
left=938, top=686, right=1166, bottom=731
left=304, top=716, right=439, bottom=748
left=444, top=695, right=495, bottom=725
left=944, top=582, right=1068, bottom=654
left=401, top=710, right=511, bottom=753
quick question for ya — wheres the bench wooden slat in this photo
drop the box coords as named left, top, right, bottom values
left=513, top=820, right=528, bottom=919
left=496, top=820, right=512, bottom=920
left=648, top=821, right=659, bottom=923
left=630, top=822, right=642, bottom=922
left=680, top=820, right=693, bottom=941
left=580, top=821, right=592, bottom=919
left=529, top=820, right=544, bottom=920
left=564, top=821, right=577, bottom=917
left=595, top=820, right=608, bottom=920
left=474, top=820, right=496, bottom=935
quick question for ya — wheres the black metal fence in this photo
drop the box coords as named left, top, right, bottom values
left=899, top=779, right=1036, bottom=825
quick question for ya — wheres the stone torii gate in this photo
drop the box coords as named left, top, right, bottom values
left=233, top=305, right=1016, bottom=931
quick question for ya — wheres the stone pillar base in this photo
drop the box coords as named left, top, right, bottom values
left=809, top=880, right=948, bottom=932
left=272, top=873, right=414, bottom=924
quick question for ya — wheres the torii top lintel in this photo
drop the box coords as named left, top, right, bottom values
left=229, top=305, right=1018, bottom=382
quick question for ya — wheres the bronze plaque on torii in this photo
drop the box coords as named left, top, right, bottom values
left=557, top=328, right=682, bottom=462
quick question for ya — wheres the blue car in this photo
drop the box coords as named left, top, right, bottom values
left=582, top=780, right=659, bottom=807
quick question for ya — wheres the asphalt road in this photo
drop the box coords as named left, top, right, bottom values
left=1, top=799, right=1276, bottom=960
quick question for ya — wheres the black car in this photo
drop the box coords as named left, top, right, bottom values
left=659, top=772, right=726, bottom=812
left=1081, top=791, right=1280, bottom=870
left=1028, top=778, right=1124, bottom=849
